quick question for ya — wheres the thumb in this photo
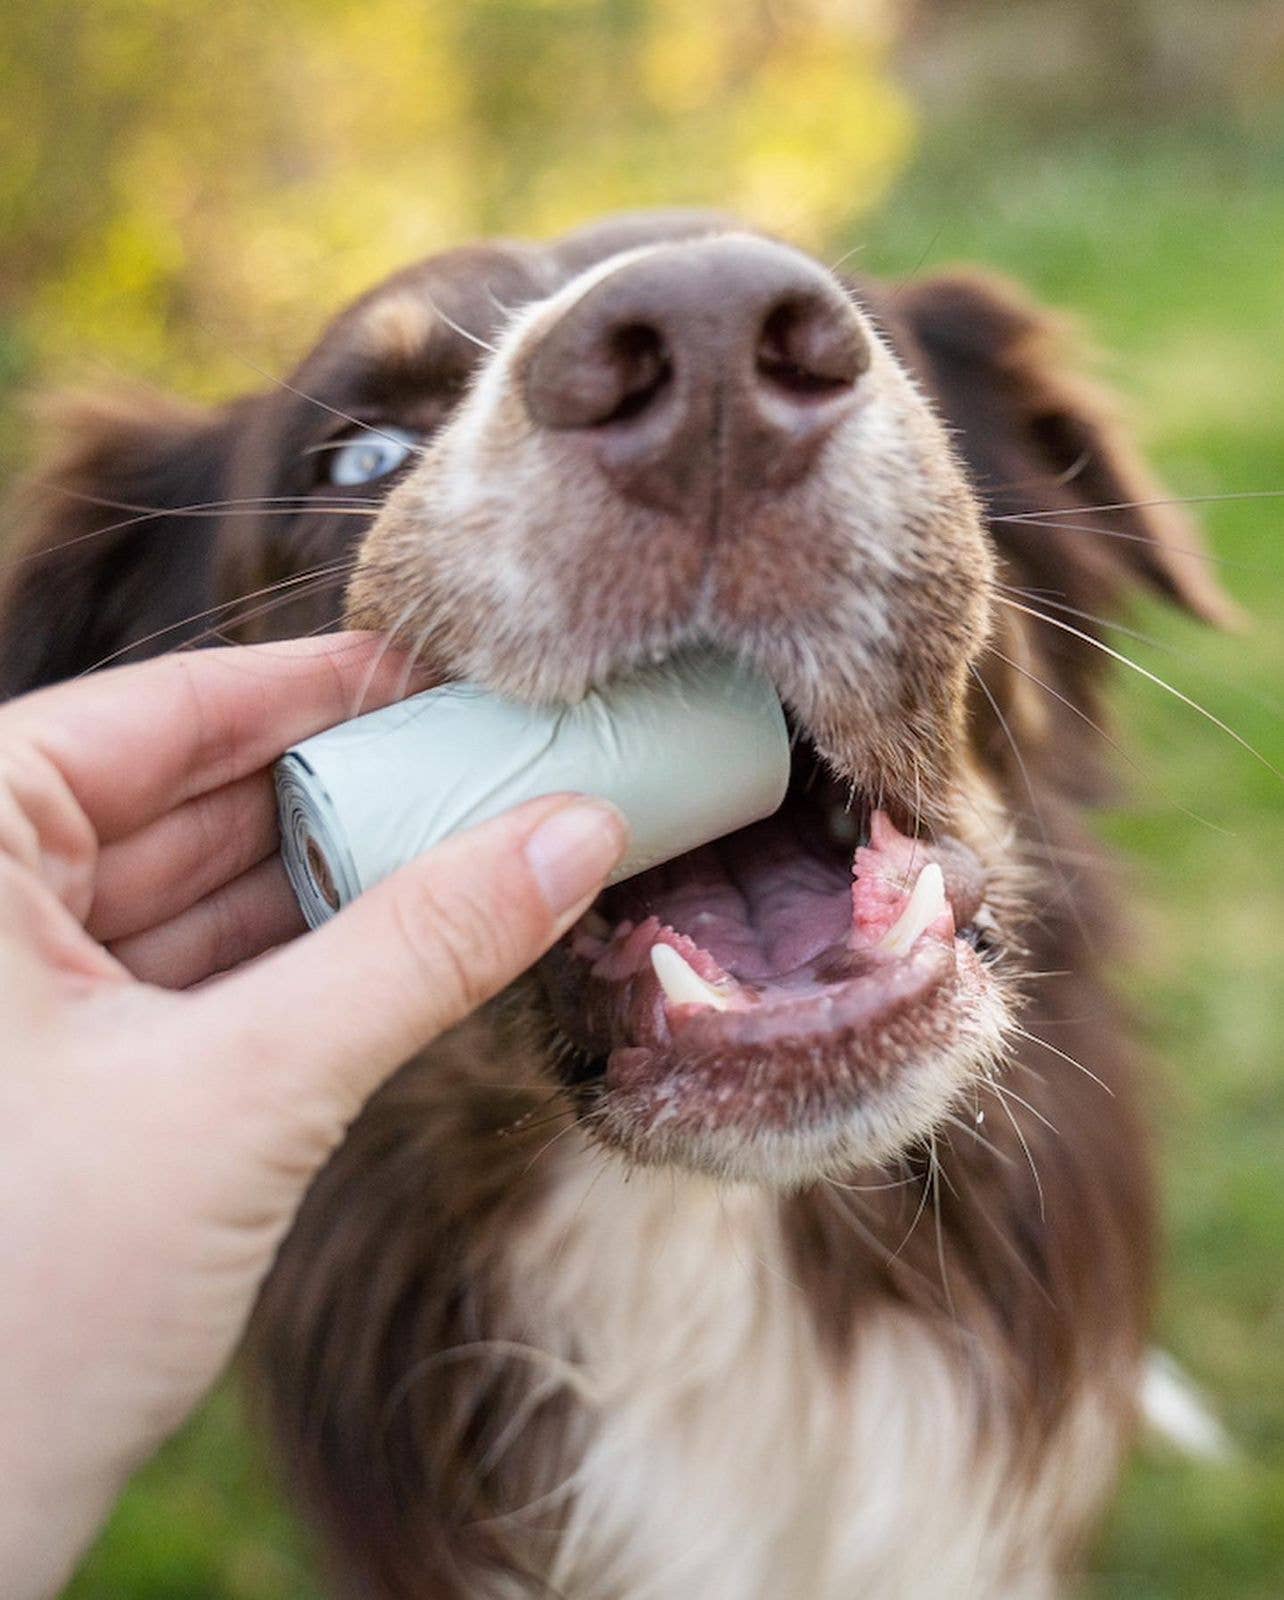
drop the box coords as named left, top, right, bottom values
left=190, top=793, right=626, bottom=1115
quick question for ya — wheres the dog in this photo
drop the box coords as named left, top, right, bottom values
left=0, top=210, right=1231, bottom=1598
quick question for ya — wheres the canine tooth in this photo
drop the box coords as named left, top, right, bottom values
left=877, top=862, right=947, bottom=957
left=650, top=944, right=732, bottom=1011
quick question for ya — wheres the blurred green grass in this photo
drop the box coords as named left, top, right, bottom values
left=66, top=122, right=1283, bottom=1597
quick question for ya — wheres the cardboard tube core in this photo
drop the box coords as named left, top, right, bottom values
left=305, top=835, right=340, bottom=912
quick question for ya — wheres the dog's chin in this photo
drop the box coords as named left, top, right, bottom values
left=582, top=1018, right=1009, bottom=1189
left=539, top=730, right=1012, bottom=1188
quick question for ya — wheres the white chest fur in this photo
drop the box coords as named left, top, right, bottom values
left=491, top=1146, right=1120, bottom=1600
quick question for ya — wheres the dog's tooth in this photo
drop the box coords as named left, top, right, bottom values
left=876, top=862, right=948, bottom=957
left=650, top=944, right=733, bottom=1011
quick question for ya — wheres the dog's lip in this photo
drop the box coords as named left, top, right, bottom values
left=539, top=805, right=993, bottom=1123
left=600, top=940, right=966, bottom=1139
left=602, top=930, right=958, bottom=1053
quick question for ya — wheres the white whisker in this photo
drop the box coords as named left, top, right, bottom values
left=996, top=595, right=1281, bottom=779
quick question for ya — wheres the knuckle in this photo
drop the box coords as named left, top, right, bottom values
left=0, top=778, right=41, bottom=873
left=0, top=742, right=95, bottom=875
left=190, top=785, right=225, bottom=864
left=0, top=853, right=35, bottom=914
left=202, top=881, right=255, bottom=976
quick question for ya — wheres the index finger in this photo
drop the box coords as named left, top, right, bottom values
left=0, top=633, right=416, bottom=841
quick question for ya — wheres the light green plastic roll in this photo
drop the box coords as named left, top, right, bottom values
left=275, top=650, right=790, bottom=929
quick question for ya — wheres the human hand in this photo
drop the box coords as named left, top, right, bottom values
left=0, top=634, right=627, bottom=1599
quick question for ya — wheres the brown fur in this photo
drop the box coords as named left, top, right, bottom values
left=0, top=212, right=1227, bottom=1598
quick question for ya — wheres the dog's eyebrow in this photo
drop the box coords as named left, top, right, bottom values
left=358, top=293, right=439, bottom=366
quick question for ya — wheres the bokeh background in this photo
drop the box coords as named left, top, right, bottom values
left=2, top=1, right=1282, bottom=1594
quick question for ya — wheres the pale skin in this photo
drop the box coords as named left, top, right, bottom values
left=0, top=633, right=628, bottom=1600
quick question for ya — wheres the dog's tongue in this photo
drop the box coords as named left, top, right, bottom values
left=607, top=814, right=854, bottom=980
left=561, top=808, right=985, bottom=1041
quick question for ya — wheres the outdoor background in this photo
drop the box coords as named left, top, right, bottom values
left=2, top=1, right=1281, bottom=1594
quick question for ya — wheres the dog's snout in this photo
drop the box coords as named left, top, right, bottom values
left=522, top=237, right=869, bottom=517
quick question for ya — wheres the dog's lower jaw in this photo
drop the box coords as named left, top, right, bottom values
left=540, top=777, right=1017, bottom=1186
left=557, top=977, right=1013, bottom=1189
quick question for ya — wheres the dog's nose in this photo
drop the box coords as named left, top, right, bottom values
left=522, top=237, right=869, bottom=518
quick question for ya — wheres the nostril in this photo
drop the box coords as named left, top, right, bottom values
left=756, top=297, right=869, bottom=399
left=524, top=315, right=673, bottom=431
left=601, top=323, right=672, bottom=425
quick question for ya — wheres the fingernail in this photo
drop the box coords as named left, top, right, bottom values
left=525, top=799, right=629, bottom=915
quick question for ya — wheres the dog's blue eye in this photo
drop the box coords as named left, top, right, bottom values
left=326, top=427, right=418, bottom=486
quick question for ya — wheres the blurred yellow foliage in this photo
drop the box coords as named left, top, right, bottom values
left=0, top=0, right=911, bottom=402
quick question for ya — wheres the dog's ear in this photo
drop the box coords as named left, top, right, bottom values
left=893, top=270, right=1237, bottom=628
left=0, top=387, right=244, bottom=698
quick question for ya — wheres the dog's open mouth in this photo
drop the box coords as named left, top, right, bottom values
left=539, top=729, right=1000, bottom=1157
